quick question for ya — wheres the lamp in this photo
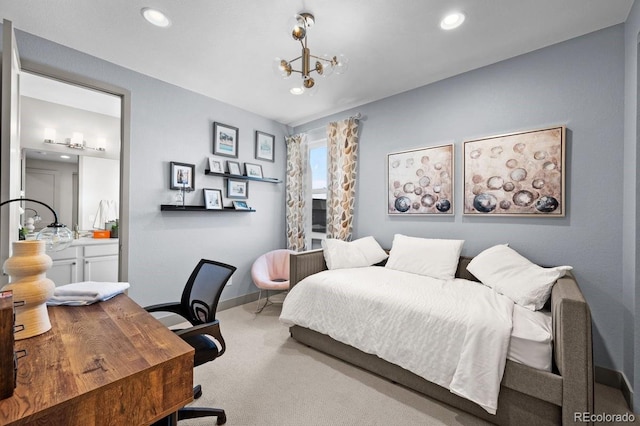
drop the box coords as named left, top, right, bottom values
left=43, top=128, right=106, bottom=152
left=24, top=207, right=42, bottom=223
left=274, top=12, right=348, bottom=95
left=0, top=198, right=73, bottom=252
left=22, top=208, right=41, bottom=234
left=23, top=207, right=41, bottom=223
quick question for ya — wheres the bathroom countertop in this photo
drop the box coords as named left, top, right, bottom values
left=70, top=237, right=118, bottom=246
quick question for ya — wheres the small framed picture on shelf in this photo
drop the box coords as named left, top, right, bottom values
left=244, top=162, right=263, bottom=179
left=227, top=178, right=248, bottom=199
left=208, top=157, right=224, bottom=174
left=227, top=160, right=242, bottom=176
left=203, top=188, right=223, bottom=210
left=169, top=161, right=195, bottom=190
left=255, top=131, right=275, bottom=162
left=213, top=122, right=239, bottom=158
left=232, top=200, right=250, bottom=210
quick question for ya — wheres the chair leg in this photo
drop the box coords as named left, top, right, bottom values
left=193, top=384, right=202, bottom=399
left=255, top=289, right=271, bottom=313
left=178, top=407, right=226, bottom=425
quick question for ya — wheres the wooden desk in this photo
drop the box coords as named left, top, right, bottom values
left=0, top=294, right=194, bottom=425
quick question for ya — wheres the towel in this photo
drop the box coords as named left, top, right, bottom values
left=93, top=200, right=118, bottom=229
left=47, top=281, right=130, bottom=306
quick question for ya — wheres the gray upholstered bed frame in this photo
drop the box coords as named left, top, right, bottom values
left=288, top=249, right=594, bottom=425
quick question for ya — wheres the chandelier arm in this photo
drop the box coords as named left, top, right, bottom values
left=309, top=54, right=327, bottom=61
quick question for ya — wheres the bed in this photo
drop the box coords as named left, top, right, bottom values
left=281, top=239, right=594, bottom=425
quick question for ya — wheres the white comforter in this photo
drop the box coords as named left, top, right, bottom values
left=280, top=266, right=514, bottom=414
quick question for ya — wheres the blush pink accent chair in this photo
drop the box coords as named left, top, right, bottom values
left=251, top=249, right=295, bottom=313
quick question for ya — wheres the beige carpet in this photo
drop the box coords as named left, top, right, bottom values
left=180, top=300, right=634, bottom=426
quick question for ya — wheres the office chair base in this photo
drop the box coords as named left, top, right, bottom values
left=178, top=407, right=226, bottom=425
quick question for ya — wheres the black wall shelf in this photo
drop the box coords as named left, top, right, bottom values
left=204, top=169, right=281, bottom=183
left=160, top=205, right=255, bottom=212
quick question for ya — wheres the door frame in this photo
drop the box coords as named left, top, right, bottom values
left=18, top=59, right=131, bottom=282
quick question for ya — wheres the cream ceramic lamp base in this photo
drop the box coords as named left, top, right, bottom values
left=2, top=240, right=55, bottom=339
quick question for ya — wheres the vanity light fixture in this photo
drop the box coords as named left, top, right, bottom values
left=43, top=128, right=106, bottom=152
left=274, top=12, right=348, bottom=95
left=141, top=7, right=171, bottom=28
left=440, top=12, right=466, bottom=30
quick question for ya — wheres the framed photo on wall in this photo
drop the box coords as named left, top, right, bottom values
left=232, top=200, right=250, bottom=210
left=226, top=160, right=242, bottom=176
left=387, top=144, right=454, bottom=215
left=203, top=188, right=223, bottom=210
left=244, top=162, right=263, bottom=179
left=208, top=157, right=224, bottom=174
left=255, top=131, right=275, bottom=162
left=213, top=122, right=239, bottom=158
left=226, top=178, right=248, bottom=199
left=463, top=125, right=566, bottom=216
left=169, top=161, right=195, bottom=190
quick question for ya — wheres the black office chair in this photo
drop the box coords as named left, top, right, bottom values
left=146, top=259, right=236, bottom=425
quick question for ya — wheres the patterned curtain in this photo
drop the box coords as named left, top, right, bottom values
left=285, top=134, right=310, bottom=251
left=326, top=117, right=360, bottom=241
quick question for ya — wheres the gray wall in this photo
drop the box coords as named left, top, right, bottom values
left=624, top=0, right=640, bottom=410
left=296, top=25, right=627, bottom=376
left=1, top=25, right=289, bottom=307
left=2, top=19, right=637, bottom=399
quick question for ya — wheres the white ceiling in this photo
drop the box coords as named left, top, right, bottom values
left=1, top=1, right=634, bottom=126
left=21, top=72, right=121, bottom=118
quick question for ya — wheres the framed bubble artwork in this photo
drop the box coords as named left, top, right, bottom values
left=463, top=126, right=566, bottom=217
left=387, top=144, right=454, bottom=215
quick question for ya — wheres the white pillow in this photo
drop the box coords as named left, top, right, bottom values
left=385, top=234, right=464, bottom=280
left=467, top=244, right=573, bottom=311
left=321, top=236, right=388, bottom=270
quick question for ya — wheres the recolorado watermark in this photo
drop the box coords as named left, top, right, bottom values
left=574, top=411, right=635, bottom=423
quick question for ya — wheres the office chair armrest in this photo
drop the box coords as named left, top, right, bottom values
left=175, top=320, right=226, bottom=356
left=144, top=302, right=185, bottom=317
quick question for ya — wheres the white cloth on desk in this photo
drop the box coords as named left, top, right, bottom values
left=47, top=281, right=130, bottom=306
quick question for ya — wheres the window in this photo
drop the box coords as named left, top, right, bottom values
left=309, top=139, right=327, bottom=242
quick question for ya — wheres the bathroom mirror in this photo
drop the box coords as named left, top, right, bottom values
left=19, top=72, right=121, bottom=233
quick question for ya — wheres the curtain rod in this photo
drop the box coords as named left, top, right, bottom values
left=299, top=113, right=363, bottom=134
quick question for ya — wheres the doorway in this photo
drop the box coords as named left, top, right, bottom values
left=18, top=61, right=131, bottom=282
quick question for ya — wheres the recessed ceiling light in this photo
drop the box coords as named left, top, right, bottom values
left=440, top=12, right=465, bottom=30
left=290, top=87, right=304, bottom=95
left=141, top=7, right=171, bottom=28
left=60, top=155, right=71, bottom=159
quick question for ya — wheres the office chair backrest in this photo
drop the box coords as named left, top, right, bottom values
left=181, top=259, right=237, bottom=325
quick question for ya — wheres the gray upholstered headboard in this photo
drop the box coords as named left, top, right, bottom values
left=290, top=250, right=480, bottom=288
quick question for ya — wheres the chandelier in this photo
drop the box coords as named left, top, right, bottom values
left=274, top=12, right=348, bottom=95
